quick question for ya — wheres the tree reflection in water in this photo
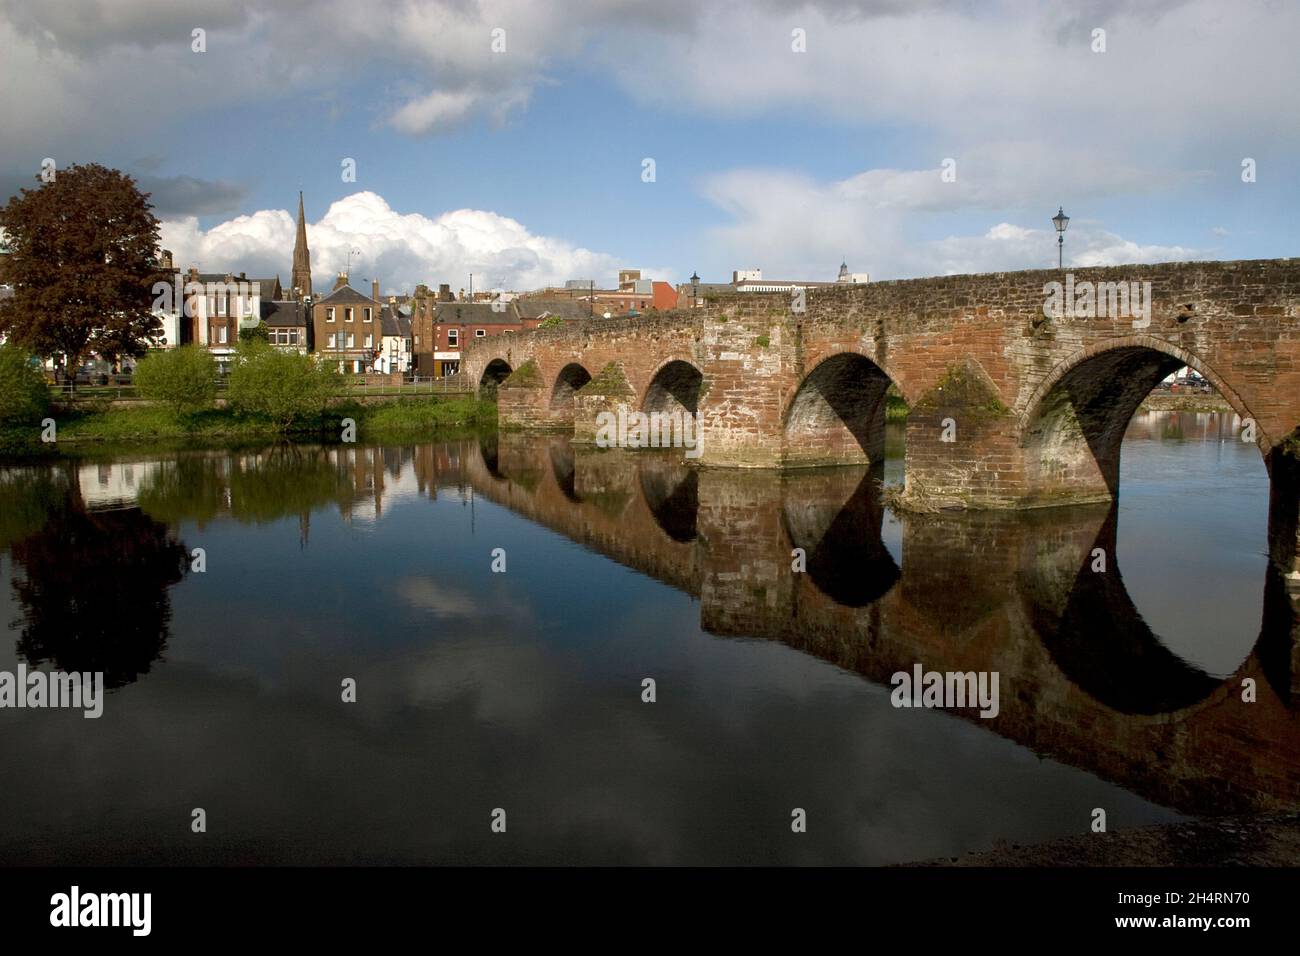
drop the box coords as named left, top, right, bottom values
left=7, top=467, right=188, bottom=688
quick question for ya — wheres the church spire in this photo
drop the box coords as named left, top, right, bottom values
left=291, top=191, right=312, bottom=300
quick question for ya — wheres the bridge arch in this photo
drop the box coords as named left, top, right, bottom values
left=1019, top=336, right=1262, bottom=501
left=782, top=351, right=898, bottom=469
left=478, top=358, right=513, bottom=399
left=550, top=362, right=592, bottom=416
left=641, top=358, right=704, bottom=416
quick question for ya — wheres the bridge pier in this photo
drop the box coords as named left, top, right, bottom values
left=572, top=363, right=636, bottom=446
left=900, top=361, right=1032, bottom=509
left=495, top=360, right=576, bottom=430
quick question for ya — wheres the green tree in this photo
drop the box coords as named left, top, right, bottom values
left=227, top=341, right=340, bottom=430
left=133, top=345, right=217, bottom=417
left=0, top=342, right=50, bottom=425
left=537, top=315, right=565, bottom=330
left=239, top=320, right=270, bottom=344
left=0, top=163, right=165, bottom=385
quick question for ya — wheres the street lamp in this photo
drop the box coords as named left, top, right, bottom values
left=690, top=270, right=700, bottom=308
left=1052, top=207, right=1070, bottom=269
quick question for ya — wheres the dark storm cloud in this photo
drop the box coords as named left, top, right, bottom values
left=0, top=168, right=248, bottom=219
left=137, top=174, right=249, bottom=217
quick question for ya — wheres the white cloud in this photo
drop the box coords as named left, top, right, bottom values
left=1, top=0, right=1294, bottom=248
left=388, top=88, right=482, bottom=136
left=159, top=191, right=639, bottom=293
left=702, top=165, right=1202, bottom=279
left=602, top=1, right=1299, bottom=141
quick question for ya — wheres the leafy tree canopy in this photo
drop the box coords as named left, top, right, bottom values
left=227, top=341, right=341, bottom=430
left=133, top=345, right=217, bottom=417
left=0, top=163, right=166, bottom=378
left=0, top=343, right=50, bottom=426
left=239, top=320, right=270, bottom=344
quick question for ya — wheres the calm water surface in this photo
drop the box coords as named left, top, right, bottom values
left=0, top=410, right=1294, bottom=865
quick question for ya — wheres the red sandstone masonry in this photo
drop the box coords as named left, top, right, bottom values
left=462, top=259, right=1300, bottom=509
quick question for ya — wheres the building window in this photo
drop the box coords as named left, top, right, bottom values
left=364, top=308, right=372, bottom=322
left=217, top=293, right=227, bottom=316
left=364, top=334, right=373, bottom=348
left=447, top=329, right=458, bottom=347
left=414, top=334, right=420, bottom=345
left=217, top=325, right=228, bottom=344
left=475, top=328, right=486, bottom=337
left=327, top=333, right=337, bottom=349
left=288, top=330, right=299, bottom=346
left=345, top=307, right=354, bottom=322
left=326, top=307, right=335, bottom=322
left=346, top=333, right=354, bottom=348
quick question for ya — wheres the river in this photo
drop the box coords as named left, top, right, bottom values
left=0, top=409, right=1293, bottom=865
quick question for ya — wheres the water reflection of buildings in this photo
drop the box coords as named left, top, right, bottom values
left=79, top=460, right=163, bottom=510
left=67, top=445, right=486, bottom=528
left=1123, top=409, right=1245, bottom=443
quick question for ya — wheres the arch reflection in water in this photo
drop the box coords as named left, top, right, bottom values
left=472, top=431, right=1300, bottom=817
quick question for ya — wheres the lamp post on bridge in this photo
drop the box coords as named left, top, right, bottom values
left=1052, top=207, right=1070, bottom=269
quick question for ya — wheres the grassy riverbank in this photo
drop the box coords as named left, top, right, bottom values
left=0, top=395, right=497, bottom=458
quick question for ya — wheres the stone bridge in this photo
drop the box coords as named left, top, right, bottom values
left=463, top=259, right=1300, bottom=517
left=449, top=433, right=1300, bottom=820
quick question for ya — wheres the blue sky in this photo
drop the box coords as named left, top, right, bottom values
left=1, top=0, right=1296, bottom=293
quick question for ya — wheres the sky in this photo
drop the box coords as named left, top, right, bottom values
left=1, top=0, right=1296, bottom=296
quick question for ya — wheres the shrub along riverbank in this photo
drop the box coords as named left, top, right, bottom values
left=0, top=395, right=497, bottom=458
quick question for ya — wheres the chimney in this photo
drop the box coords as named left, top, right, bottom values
left=372, top=279, right=380, bottom=302
left=438, top=284, right=452, bottom=301
left=333, top=272, right=348, bottom=292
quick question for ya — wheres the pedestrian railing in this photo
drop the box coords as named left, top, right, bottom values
left=48, top=373, right=471, bottom=402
